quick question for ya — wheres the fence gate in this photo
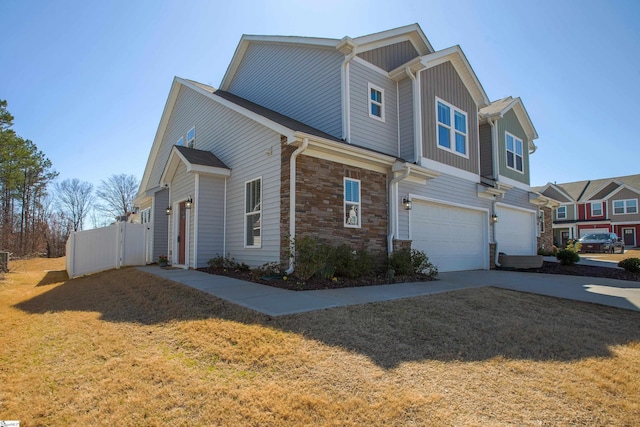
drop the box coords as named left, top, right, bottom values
left=66, top=222, right=147, bottom=279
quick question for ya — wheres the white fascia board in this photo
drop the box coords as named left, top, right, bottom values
left=606, top=183, right=640, bottom=199
left=139, top=77, right=182, bottom=196
left=419, top=157, right=480, bottom=183
left=177, top=78, right=296, bottom=143
left=548, top=183, right=575, bottom=202
left=388, top=57, right=425, bottom=81
left=352, top=56, right=388, bottom=76
left=353, top=23, right=434, bottom=55
left=497, top=174, right=531, bottom=192
left=420, top=46, right=490, bottom=107
left=187, top=164, right=231, bottom=177
left=583, top=179, right=619, bottom=200
left=529, top=192, right=561, bottom=208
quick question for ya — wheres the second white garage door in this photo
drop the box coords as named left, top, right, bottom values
left=411, top=201, right=487, bottom=272
left=495, top=206, right=536, bottom=255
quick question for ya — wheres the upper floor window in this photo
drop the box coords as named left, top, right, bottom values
left=187, top=127, right=195, bottom=148
left=613, top=199, right=638, bottom=215
left=368, top=83, right=384, bottom=121
left=505, top=132, right=524, bottom=173
left=176, top=137, right=184, bottom=146
left=245, top=178, right=262, bottom=247
left=344, top=178, right=361, bottom=228
left=436, top=98, right=467, bottom=157
left=591, top=201, right=603, bottom=216
left=556, top=206, right=567, bottom=220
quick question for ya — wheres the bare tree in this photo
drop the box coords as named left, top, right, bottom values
left=55, top=179, right=94, bottom=232
left=96, top=174, right=139, bottom=221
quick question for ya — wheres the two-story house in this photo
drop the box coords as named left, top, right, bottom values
left=135, top=24, right=545, bottom=272
left=534, top=174, right=640, bottom=248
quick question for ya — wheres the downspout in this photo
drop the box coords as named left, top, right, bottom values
left=486, top=116, right=501, bottom=267
left=286, top=137, right=309, bottom=274
left=223, top=177, right=227, bottom=258
left=388, top=165, right=411, bottom=255
left=405, top=67, right=422, bottom=162
left=341, top=49, right=357, bottom=142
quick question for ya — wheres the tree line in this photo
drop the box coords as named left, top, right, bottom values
left=1, top=100, right=139, bottom=258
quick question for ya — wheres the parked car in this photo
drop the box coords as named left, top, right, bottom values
left=578, top=233, right=625, bottom=254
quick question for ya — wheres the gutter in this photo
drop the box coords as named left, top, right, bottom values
left=492, top=199, right=501, bottom=267
left=405, top=66, right=422, bottom=162
left=286, top=137, right=309, bottom=274
left=339, top=39, right=357, bottom=142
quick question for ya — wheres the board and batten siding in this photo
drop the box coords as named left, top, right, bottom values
left=357, top=40, right=420, bottom=72
left=479, top=123, right=493, bottom=178
left=152, top=188, right=169, bottom=262
left=196, top=174, right=226, bottom=267
left=398, top=77, right=415, bottom=161
left=397, top=174, right=494, bottom=243
left=420, top=61, right=479, bottom=174
left=227, top=42, right=344, bottom=139
left=349, top=59, right=398, bottom=156
left=497, top=109, right=530, bottom=185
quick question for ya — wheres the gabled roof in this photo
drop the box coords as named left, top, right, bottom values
left=535, top=174, right=640, bottom=203
left=174, top=145, right=229, bottom=170
left=220, top=23, right=433, bottom=90
left=480, top=96, right=538, bottom=151
left=161, top=145, right=231, bottom=185
left=531, top=182, right=574, bottom=203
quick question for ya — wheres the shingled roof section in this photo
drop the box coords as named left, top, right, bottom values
left=174, top=145, right=229, bottom=170
left=213, top=90, right=344, bottom=143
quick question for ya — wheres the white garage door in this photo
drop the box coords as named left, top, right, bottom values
left=411, top=201, right=487, bottom=272
left=580, top=228, right=609, bottom=238
left=495, top=206, right=536, bottom=255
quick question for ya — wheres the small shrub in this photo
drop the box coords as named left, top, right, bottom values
left=410, top=249, right=438, bottom=278
left=388, top=249, right=437, bottom=278
left=207, top=254, right=248, bottom=271
left=618, top=258, right=640, bottom=274
left=537, top=248, right=555, bottom=256
left=207, top=254, right=225, bottom=269
left=251, top=262, right=286, bottom=280
left=388, top=248, right=413, bottom=276
left=292, top=235, right=328, bottom=281
left=332, top=244, right=357, bottom=278
left=565, top=239, right=582, bottom=253
left=556, top=249, right=580, bottom=266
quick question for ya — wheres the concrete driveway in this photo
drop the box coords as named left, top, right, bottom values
left=139, top=266, right=640, bottom=316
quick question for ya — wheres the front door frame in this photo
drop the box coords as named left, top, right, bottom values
left=622, top=227, right=636, bottom=247
left=172, top=200, right=190, bottom=268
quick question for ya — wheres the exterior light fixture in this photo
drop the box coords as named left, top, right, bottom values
left=490, top=213, right=498, bottom=223
left=185, top=197, right=193, bottom=209
left=166, top=206, right=172, bottom=215
left=402, top=197, right=412, bottom=211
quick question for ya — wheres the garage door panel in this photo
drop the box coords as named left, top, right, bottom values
left=412, top=202, right=486, bottom=272
left=495, top=207, right=536, bottom=255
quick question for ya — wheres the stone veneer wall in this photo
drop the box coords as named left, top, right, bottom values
left=537, top=206, right=554, bottom=251
left=280, top=143, right=389, bottom=264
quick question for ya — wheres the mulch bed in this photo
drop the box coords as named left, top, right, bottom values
left=196, top=266, right=435, bottom=291
left=509, top=261, right=640, bottom=282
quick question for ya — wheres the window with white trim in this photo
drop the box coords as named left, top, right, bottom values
left=556, top=206, right=566, bottom=220
left=591, top=201, right=603, bottom=216
left=140, top=208, right=151, bottom=224
left=245, top=178, right=261, bottom=247
left=505, top=132, right=524, bottom=173
left=176, top=137, right=184, bottom=146
left=613, top=199, right=638, bottom=214
left=187, top=127, right=195, bottom=148
left=368, top=83, right=384, bottom=121
left=344, top=178, right=361, bottom=228
left=436, top=98, right=467, bottom=156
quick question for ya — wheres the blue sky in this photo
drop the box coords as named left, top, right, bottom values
left=1, top=0, right=638, bottom=191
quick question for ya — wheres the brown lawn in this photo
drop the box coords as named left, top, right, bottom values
left=1, top=257, right=640, bottom=426
left=581, top=247, right=640, bottom=263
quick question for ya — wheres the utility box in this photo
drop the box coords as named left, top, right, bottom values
left=0, top=251, right=9, bottom=273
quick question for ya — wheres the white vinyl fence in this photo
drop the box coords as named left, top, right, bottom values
left=66, top=222, right=151, bottom=279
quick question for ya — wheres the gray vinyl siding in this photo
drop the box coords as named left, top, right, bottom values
left=497, top=109, right=530, bottom=185
left=420, top=62, right=479, bottom=174
left=398, top=77, right=414, bottom=161
left=349, top=60, right=398, bottom=156
left=148, top=86, right=283, bottom=268
left=501, top=186, right=537, bottom=211
left=168, top=162, right=196, bottom=266
left=556, top=203, right=576, bottom=221
left=608, top=188, right=640, bottom=222
left=397, top=174, right=494, bottom=242
left=541, top=187, right=572, bottom=203
left=591, top=182, right=620, bottom=200
left=152, top=188, right=169, bottom=261
left=357, top=40, right=419, bottom=72
left=479, top=123, right=493, bottom=178
left=196, top=174, right=226, bottom=267
left=227, top=42, right=343, bottom=139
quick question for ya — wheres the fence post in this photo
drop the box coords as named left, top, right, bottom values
left=66, top=231, right=75, bottom=279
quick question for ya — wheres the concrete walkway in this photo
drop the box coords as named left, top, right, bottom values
left=137, top=266, right=640, bottom=316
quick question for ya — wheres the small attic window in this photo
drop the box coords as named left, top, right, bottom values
left=187, top=127, right=195, bottom=148
left=368, top=83, right=384, bottom=122
left=176, top=137, right=184, bottom=146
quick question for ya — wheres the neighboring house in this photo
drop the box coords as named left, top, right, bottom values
left=533, top=174, right=640, bottom=248
left=135, top=23, right=548, bottom=273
